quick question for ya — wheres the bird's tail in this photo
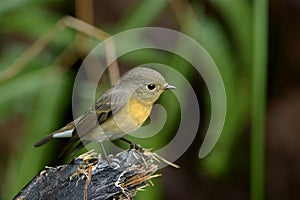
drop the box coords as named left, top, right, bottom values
left=33, top=129, right=73, bottom=147
left=33, top=134, right=55, bottom=147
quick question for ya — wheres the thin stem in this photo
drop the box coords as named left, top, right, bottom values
left=251, top=0, right=268, bottom=200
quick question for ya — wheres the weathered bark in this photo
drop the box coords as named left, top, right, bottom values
left=14, top=149, right=162, bottom=200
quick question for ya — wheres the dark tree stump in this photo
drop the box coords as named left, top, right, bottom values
left=14, top=149, right=164, bottom=200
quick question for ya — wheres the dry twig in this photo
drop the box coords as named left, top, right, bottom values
left=0, top=16, right=120, bottom=84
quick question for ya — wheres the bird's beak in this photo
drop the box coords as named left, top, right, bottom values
left=163, top=84, right=176, bottom=90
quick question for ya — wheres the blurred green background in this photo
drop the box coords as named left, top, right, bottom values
left=0, top=0, right=298, bottom=199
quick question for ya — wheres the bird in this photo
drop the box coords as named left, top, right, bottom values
left=33, top=67, right=175, bottom=156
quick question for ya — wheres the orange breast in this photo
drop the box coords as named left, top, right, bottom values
left=129, top=97, right=152, bottom=125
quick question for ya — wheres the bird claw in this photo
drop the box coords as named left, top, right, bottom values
left=130, top=143, right=144, bottom=153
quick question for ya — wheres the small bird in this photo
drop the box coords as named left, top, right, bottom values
left=34, top=67, right=175, bottom=156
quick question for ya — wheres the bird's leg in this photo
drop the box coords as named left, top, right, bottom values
left=120, top=138, right=144, bottom=153
left=99, top=142, right=111, bottom=164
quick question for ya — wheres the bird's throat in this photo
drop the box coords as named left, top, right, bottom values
left=128, top=97, right=152, bottom=125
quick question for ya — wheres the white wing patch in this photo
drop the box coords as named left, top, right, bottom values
left=52, top=129, right=73, bottom=138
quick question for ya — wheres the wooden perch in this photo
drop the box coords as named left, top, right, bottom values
left=13, top=149, right=170, bottom=200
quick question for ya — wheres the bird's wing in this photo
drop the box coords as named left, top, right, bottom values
left=33, top=87, right=126, bottom=148
left=72, top=88, right=127, bottom=139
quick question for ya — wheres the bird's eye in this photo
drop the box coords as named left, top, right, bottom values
left=147, top=84, right=156, bottom=91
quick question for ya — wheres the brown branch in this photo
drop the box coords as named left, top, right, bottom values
left=0, top=20, right=65, bottom=83
left=0, top=16, right=120, bottom=85
left=61, top=16, right=120, bottom=85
